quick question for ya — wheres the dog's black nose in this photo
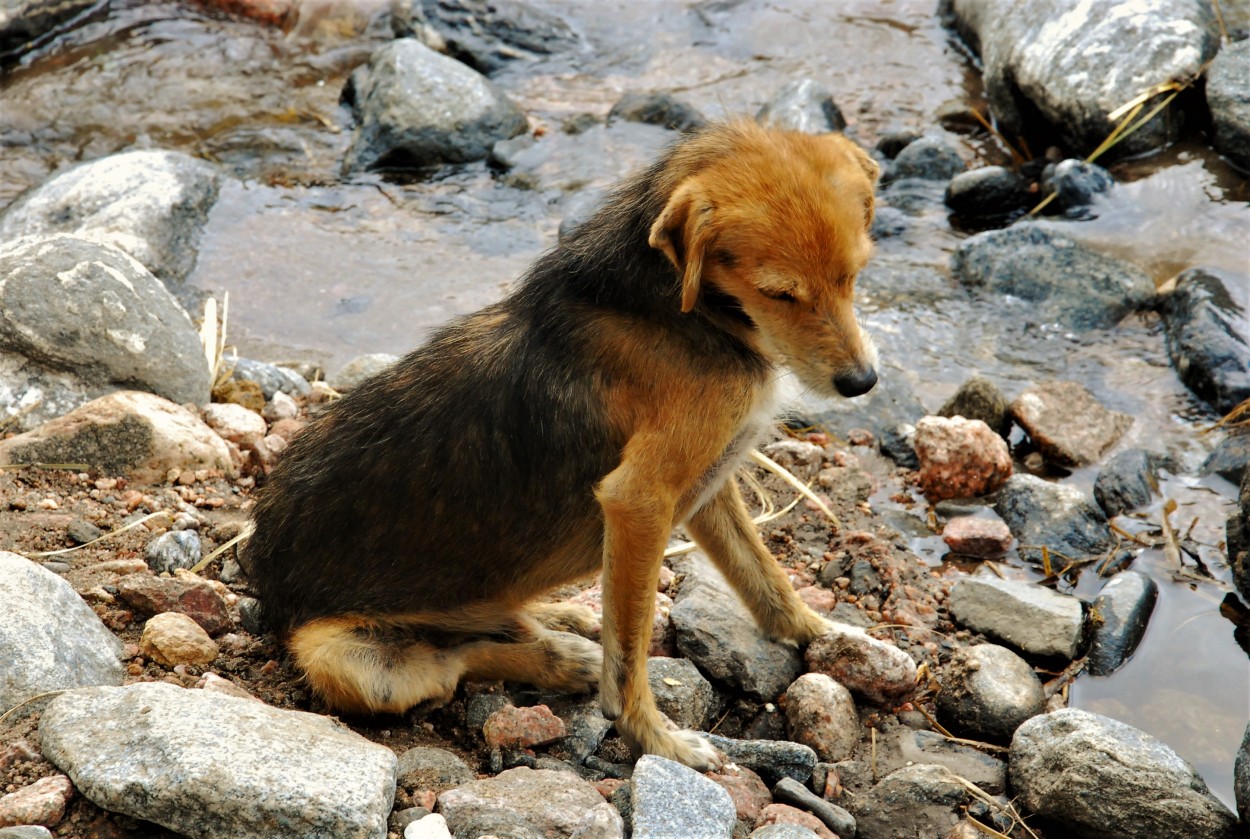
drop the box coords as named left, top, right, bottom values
left=834, top=366, right=877, bottom=397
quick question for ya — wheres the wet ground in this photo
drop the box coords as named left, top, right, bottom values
left=2, top=0, right=1248, bottom=808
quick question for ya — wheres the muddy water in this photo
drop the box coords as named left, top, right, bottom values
left=2, top=0, right=1248, bottom=808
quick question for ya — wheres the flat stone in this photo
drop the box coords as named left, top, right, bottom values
left=419, top=0, right=579, bottom=75
left=396, top=747, right=474, bottom=792
left=608, top=92, right=706, bottom=133
left=1010, top=708, right=1239, bottom=839
left=631, top=755, right=736, bottom=839
left=942, top=516, right=1013, bottom=558
left=482, top=704, right=566, bottom=751
left=0, top=775, right=74, bottom=829
left=1009, top=381, right=1133, bottom=468
left=115, top=573, right=231, bottom=635
left=703, top=736, right=817, bottom=787
left=994, top=474, right=1114, bottom=564
left=0, top=551, right=124, bottom=711
left=948, top=574, right=1085, bottom=659
left=936, top=644, right=1045, bottom=740
left=39, top=682, right=397, bottom=839
left=853, top=764, right=970, bottom=839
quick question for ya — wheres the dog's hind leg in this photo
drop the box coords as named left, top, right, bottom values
left=684, top=478, right=830, bottom=645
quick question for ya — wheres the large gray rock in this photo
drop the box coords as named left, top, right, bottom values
left=994, top=473, right=1114, bottom=564
left=631, top=755, right=735, bottom=839
left=418, top=0, right=580, bottom=75
left=1094, top=448, right=1162, bottom=518
left=948, top=574, right=1085, bottom=659
left=703, top=735, right=817, bottom=787
left=951, top=224, right=1156, bottom=330
left=437, top=767, right=619, bottom=838
left=755, top=78, right=846, bottom=134
left=1009, top=709, right=1239, bottom=839
left=0, top=236, right=212, bottom=430
left=0, top=150, right=221, bottom=286
left=1207, top=37, right=1250, bottom=171
left=39, top=682, right=398, bottom=839
left=0, top=552, right=124, bottom=711
left=853, top=764, right=970, bottom=839
left=936, top=644, right=1045, bottom=740
left=1009, top=380, right=1133, bottom=468
left=0, top=0, right=100, bottom=54
left=1086, top=570, right=1157, bottom=677
left=343, top=38, right=528, bottom=172
left=1159, top=266, right=1250, bottom=416
left=944, top=0, right=1220, bottom=157
left=671, top=558, right=803, bottom=702
left=0, top=391, right=234, bottom=483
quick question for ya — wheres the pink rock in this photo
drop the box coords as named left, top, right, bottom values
left=1010, top=381, right=1133, bottom=467
left=0, top=774, right=74, bottom=827
left=709, top=766, right=772, bottom=823
left=914, top=416, right=1012, bottom=501
left=805, top=622, right=917, bottom=706
left=784, top=673, right=859, bottom=762
left=797, top=585, right=837, bottom=614
left=482, top=704, right=567, bottom=750
left=756, top=803, right=839, bottom=839
left=203, top=402, right=267, bottom=447
left=115, top=573, right=233, bottom=635
left=139, top=612, right=219, bottom=666
left=942, top=516, right=1013, bottom=558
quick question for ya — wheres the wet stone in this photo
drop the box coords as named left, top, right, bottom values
left=648, top=656, right=719, bottom=730
left=143, top=530, right=203, bottom=576
left=703, top=736, right=817, bottom=787
left=1094, top=448, right=1162, bottom=518
left=1159, top=266, right=1250, bottom=416
left=853, top=764, right=970, bottom=839
left=948, top=574, right=1085, bottom=660
left=936, top=644, right=1045, bottom=741
left=608, top=91, right=706, bottom=133
left=1010, top=380, right=1133, bottom=468
left=937, top=375, right=1011, bottom=438
left=783, top=673, right=859, bottom=763
left=941, top=516, right=1012, bottom=558
left=0, top=0, right=100, bottom=53
left=1041, top=159, right=1114, bottom=218
left=944, top=166, right=1029, bottom=221
left=631, top=755, right=735, bottom=839
left=1086, top=570, right=1158, bottom=677
left=772, top=777, right=856, bottom=839
left=994, top=474, right=1114, bottom=564
left=1202, top=429, right=1250, bottom=484
left=420, top=0, right=579, bottom=75
left=1207, top=36, right=1250, bottom=172
left=886, top=135, right=964, bottom=182
left=755, top=78, right=846, bottom=134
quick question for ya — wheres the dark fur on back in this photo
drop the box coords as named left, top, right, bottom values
left=245, top=126, right=770, bottom=634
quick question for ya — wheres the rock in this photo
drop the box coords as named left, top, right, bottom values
left=0, top=150, right=221, bottom=286
left=483, top=704, right=567, bottom=751
left=944, top=0, right=1220, bottom=157
left=631, top=755, right=736, bottom=839
left=937, top=375, right=1011, bottom=437
left=772, top=778, right=856, bottom=838
left=648, top=656, right=719, bottom=730
left=1159, top=266, right=1250, bottom=416
left=542, top=696, right=611, bottom=765
left=143, top=530, right=203, bottom=576
left=1236, top=722, right=1250, bottom=826
left=943, top=166, right=1029, bottom=221
left=439, top=807, right=540, bottom=839
left=0, top=391, right=234, bottom=483
left=203, top=402, right=267, bottom=448
left=139, top=612, right=219, bottom=667
left=403, top=813, right=451, bottom=839
left=760, top=438, right=827, bottom=481
left=1086, top=570, right=1158, bottom=677
left=570, top=802, right=625, bottom=839
left=558, top=188, right=607, bottom=242
left=805, top=621, right=917, bottom=706
left=237, top=596, right=264, bottom=635
left=65, top=518, right=103, bottom=545
left=1009, top=381, right=1133, bottom=468
left=1207, top=36, right=1250, bottom=171
left=1094, top=449, right=1162, bottom=517
left=994, top=474, right=1114, bottom=563
left=754, top=804, right=836, bottom=839
left=879, top=422, right=919, bottom=469
left=343, top=38, right=528, bottom=172
left=0, top=827, right=54, bottom=839
left=419, top=0, right=579, bottom=75
left=887, top=136, right=964, bottom=181
left=1041, top=159, right=1115, bottom=218
left=0, top=552, right=124, bottom=711
left=0, top=236, right=212, bottom=429
left=0, top=775, right=74, bottom=828
left=440, top=767, right=617, bottom=838
left=672, top=560, right=803, bottom=701
left=854, top=764, right=970, bottom=839
left=900, top=729, right=1007, bottom=794
left=1010, top=708, right=1239, bottom=839
left=756, top=79, right=846, bottom=134
left=936, top=644, right=1045, bottom=740
left=115, top=573, right=231, bottom=635
left=951, top=223, right=1155, bottom=330
left=941, top=516, right=1013, bottom=558
left=1231, top=470, right=1250, bottom=600
left=608, top=91, right=706, bottom=134
left=913, top=416, right=1013, bottom=501
left=693, top=735, right=814, bottom=788
left=329, top=353, right=400, bottom=391
left=708, top=766, right=772, bottom=826
left=396, top=747, right=475, bottom=792
left=227, top=357, right=312, bottom=399
left=783, top=674, right=859, bottom=763
left=0, top=0, right=99, bottom=53
left=949, top=574, right=1085, bottom=659
left=749, top=826, right=821, bottom=839
left=1203, top=430, right=1250, bottom=484
left=39, top=682, right=397, bottom=839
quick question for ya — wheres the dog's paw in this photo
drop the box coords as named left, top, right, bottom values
left=542, top=632, right=603, bottom=693
left=654, top=729, right=725, bottom=772
left=530, top=602, right=601, bottom=639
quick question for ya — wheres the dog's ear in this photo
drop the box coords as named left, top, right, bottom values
left=649, top=178, right=714, bottom=313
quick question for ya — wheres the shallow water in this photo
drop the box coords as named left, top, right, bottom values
left=2, top=0, right=1248, bottom=810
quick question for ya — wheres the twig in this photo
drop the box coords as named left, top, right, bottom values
left=26, top=511, right=171, bottom=558
left=189, top=521, right=255, bottom=574
left=0, top=690, right=66, bottom=728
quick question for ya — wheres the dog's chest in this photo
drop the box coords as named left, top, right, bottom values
left=682, top=381, right=783, bottom=517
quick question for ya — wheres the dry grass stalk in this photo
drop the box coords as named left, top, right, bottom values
left=190, top=520, right=255, bottom=575
left=26, top=510, right=171, bottom=558
left=748, top=449, right=841, bottom=530
left=951, top=774, right=1042, bottom=839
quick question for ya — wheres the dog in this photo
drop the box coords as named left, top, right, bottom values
left=243, top=120, right=880, bottom=770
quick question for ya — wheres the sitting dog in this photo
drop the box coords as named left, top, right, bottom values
left=244, top=120, right=880, bottom=770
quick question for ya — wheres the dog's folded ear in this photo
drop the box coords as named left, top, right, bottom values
left=648, top=178, right=714, bottom=313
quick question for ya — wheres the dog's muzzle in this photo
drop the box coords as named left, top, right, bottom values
left=833, top=366, right=877, bottom=398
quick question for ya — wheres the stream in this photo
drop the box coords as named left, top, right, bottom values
left=2, top=0, right=1248, bottom=808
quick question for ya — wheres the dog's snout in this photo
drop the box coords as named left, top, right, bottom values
left=833, top=366, right=877, bottom=398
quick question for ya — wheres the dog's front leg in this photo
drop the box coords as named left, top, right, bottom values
left=685, top=477, right=831, bottom=644
left=596, top=463, right=723, bottom=771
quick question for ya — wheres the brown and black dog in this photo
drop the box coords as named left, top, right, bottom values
left=244, top=120, right=880, bottom=770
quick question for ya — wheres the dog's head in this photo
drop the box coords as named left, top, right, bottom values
left=649, top=124, right=880, bottom=398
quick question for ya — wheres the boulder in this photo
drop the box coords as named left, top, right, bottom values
left=0, top=150, right=221, bottom=287
left=1158, top=266, right=1250, bottom=416
left=1009, top=708, right=1239, bottom=839
left=0, top=391, right=234, bottom=483
left=1207, top=37, right=1250, bottom=172
left=0, top=235, right=212, bottom=430
left=0, top=552, right=123, bottom=712
left=39, top=682, right=398, bottom=839
left=1230, top=469, right=1250, bottom=601
left=343, top=38, right=528, bottom=172
left=756, top=79, right=846, bottom=134
left=951, top=223, right=1155, bottom=330
left=943, top=0, right=1220, bottom=156
left=1009, top=380, right=1133, bottom=468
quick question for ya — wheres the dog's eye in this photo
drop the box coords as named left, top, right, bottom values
left=760, top=288, right=797, bottom=303
left=713, top=249, right=737, bottom=268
